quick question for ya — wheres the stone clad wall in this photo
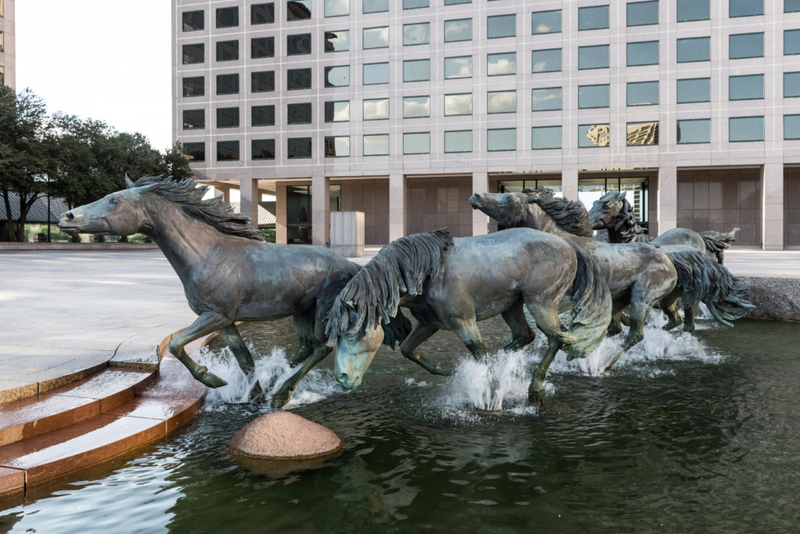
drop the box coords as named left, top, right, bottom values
left=339, top=180, right=389, bottom=246
left=407, top=177, right=474, bottom=238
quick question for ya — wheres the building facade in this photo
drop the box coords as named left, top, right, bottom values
left=0, top=0, right=15, bottom=88
left=172, top=0, right=800, bottom=250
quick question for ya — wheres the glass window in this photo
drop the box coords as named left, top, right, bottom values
left=325, top=66, right=350, bottom=87
left=364, top=63, right=389, bottom=85
left=252, top=105, right=275, bottom=126
left=182, top=44, right=204, bottom=64
left=677, top=119, right=710, bottom=144
left=488, top=52, right=517, bottom=76
left=252, top=71, right=275, bottom=93
left=287, top=0, right=312, bottom=21
left=488, top=91, right=517, bottom=114
left=404, top=0, right=429, bottom=9
left=404, top=133, right=430, bottom=155
left=252, top=3, right=275, bottom=24
left=579, top=85, right=610, bottom=109
left=445, top=19, right=472, bottom=42
left=445, top=0, right=471, bottom=4
left=579, top=45, right=609, bottom=70
left=532, top=88, right=562, bottom=111
left=786, top=30, right=800, bottom=55
left=364, top=98, right=390, bottom=120
left=325, top=136, right=350, bottom=157
left=627, top=1, right=658, bottom=26
left=627, top=41, right=658, bottom=66
left=488, top=14, right=516, bottom=39
left=487, top=129, right=516, bottom=151
left=627, top=81, right=659, bottom=106
left=288, top=138, right=312, bottom=159
left=217, top=108, right=240, bottom=128
left=445, top=93, right=473, bottom=116
left=216, top=7, right=238, bottom=28
left=677, top=78, right=710, bottom=103
left=532, top=10, right=561, bottom=34
left=404, top=96, right=431, bottom=118
left=730, top=33, right=764, bottom=59
left=729, top=74, right=764, bottom=101
left=217, top=74, right=239, bottom=95
left=404, top=23, right=430, bottom=45
left=288, top=34, right=312, bottom=55
left=579, top=5, right=609, bottom=31
left=363, top=0, right=389, bottom=14
left=363, top=27, right=389, bottom=49
left=532, top=126, right=562, bottom=150
left=325, top=101, right=350, bottom=122
left=445, top=56, right=472, bottom=79
left=288, top=68, right=312, bottom=90
left=184, top=142, right=205, bottom=162
left=325, top=30, right=350, bottom=52
left=579, top=124, right=610, bottom=147
left=325, top=0, right=349, bottom=17
left=217, top=141, right=240, bottom=161
left=532, top=49, right=562, bottom=73
left=183, top=77, right=204, bottom=97
left=785, top=115, right=800, bottom=140
left=183, top=110, right=205, bottom=130
left=183, top=11, right=204, bottom=31
left=363, top=134, right=390, bottom=156
left=287, top=103, right=312, bottom=124
left=404, top=60, right=430, bottom=82
left=730, top=0, right=763, bottom=17
left=729, top=116, right=764, bottom=142
left=445, top=131, right=472, bottom=153
left=252, top=37, right=275, bottom=59
left=785, top=72, right=800, bottom=97
left=677, top=0, right=709, bottom=21
left=677, top=37, right=710, bottom=63
left=788, top=0, right=800, bottom=13
left=216, top=40, right=239, bottom=61
left=626, top=122, right=659, bottom=145
left=252, top=139, right=276, bottom=160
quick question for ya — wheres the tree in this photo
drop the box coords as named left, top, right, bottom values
left=162, top=142, right=194, bottom=180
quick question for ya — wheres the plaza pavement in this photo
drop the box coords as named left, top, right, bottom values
left=0, top=248, right=798, bottom=401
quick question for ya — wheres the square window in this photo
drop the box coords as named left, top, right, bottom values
left=729, top=74, right=764, bottom=101
left=730, top=33, right=764, bottom=59
left=579, top=5, right=609, bottom=31
left=288, top=68, right=312, bottom=90
left=325, top=101, right=350, bottom=122
left=217, top=107, right=240, bottom=128
left=183, top=77, right=204, bottom=97
left=182, top=44, right=204, bottom=64
left=324, top=0, right=349, bottom=17
left=487, top=129, right=516, bottom=151
left=363, top=134, right=390, bottom=156
left=364, top=98, right=390, bottom=120
left=487, top=91, right=517, bottom=114
left=579, top=45, right=609, bottom=70
left=364, top=27, right=389, bottom=49
left=252, top=139, right=276, bottom=160
left=184, top=142, right=205, bottom=162
left=677, top=78, right=710, bottom=103
left=251, top=37, right=275, bottom=59
left=287, top=1, right=312, bottom=21
left=532, top=88, right=562, bottom=111
left=627, top=121, right=659, bottom=145
left=445, top=19, right=472, bottom=42
left=488, top=14, right=516, bottom=39
left=404, top=0, right=429, bottom=10
left=677, top=37, right=710, bottom=63
left=288, top=34, right=312, bottom=55
left=252, top=3, right=275, bottom=24
left=252, top=105, right=275, bottom=126
left=785, top=115, right=800, bottom=140
left=627, top=1, right=658, bottom=26
left=579, top=124, right=610, bottom=147
left=730, top=0, right=763, bottom=17
left=786, top=30, right=800, bottom=55
left=404, top=133, right=430, bottom=155
left=325, top=136, right=350, bottom=157
left=677, top=0, right=709, bottom=21
left=729, top=117, right=764, bottom=142
left=578, top=84, right=610, bottom=109
left=445, top=94, right=473, bottom=116
left=532, top=49, right=562, bottom=73
left=404, top=59, right=430, bottom=82
left=216, top=7, right=239, bottom=28
left=288, top=137, right=312, bottom=159
left=216, top=40, right=239, bottom=61
left=532, top=10, right=561, bottom=34
left=404, top=23, right=430, bottom=45
left=677, top=119, right=710, bottom=144
left=325, top=30, right=350, bottom=52
left=183, top=11, right=204, bottom=31
left=445, top=131, right=473, bottom=153
left=252, top=71, right=275, bottom=93
left=627, top=41, right=658, bottom=66
left=217, top=74, right=240, bottom=95
left=488, top=52, right=516, bottom=76
left=288, top=103, right=312, bottom=124
left=217, top=141, right=240, bottom=161
left=627, top=81, right=659, bottom=106
left=532, top=126, right=562, bottom=149
left=364, top=0, right=389, bottom=14
left=364, top=63, right=389, bottom=85
left=784, top=72, right=800, bottom=97
left=183, top=109, right=205, bottom=130
left=325, top=66, right=350, bottom=87
left=445, top=56, right=472, bottom=79
left=403, top=96, right=431, bottom=118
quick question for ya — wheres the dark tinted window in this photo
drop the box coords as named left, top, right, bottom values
left=786, top=30, right=800, bottom=55
left=363, top=0, right=389, bottom=14
left=216, top=7, right=239, bottom=28
left=325, top=101, right=350, bottom=122
left=532, top=126, right=562, bottom=150
left=785, top=115, right=800, bottom=140
left=579, top=45, right=609, bottom=69
left=788, top=0, right=800, bottom=13
left=404, top=0, right=429, bottom=9
left=730, top=0, right=763, bottom=17
left=252, top=139, right=276, bottom=160
left=325, top=66, right=350, bottom=87
left=252, top=71, right=275, bottom=92
left=677, top=0, right=709, bottom=21
left=288, top=138, right=312, bottom=159
left=183, top=77, right=204, bottom=97
left=184, top=142, right=205, bottom=162
left=288, top=103, right=312, bottom=124
left=627, top=41, right=659, bottom=66
left=729, top=74, right=764, bottom=100
left=183, top=11, right=204, bottom=31
left=677, top=37, right=710, bottom=63
left=532, top=10, right=561, bottom=34
left=729, top=117, right=764, bottom=142
left=531, top=88, right=562, bottom=111
left=288, top=68, right=312, bottom=90
left=182, top=44, right=204, bottom=64
left=252, top=105, right=275, bottom=126
left=677, top=119, right=710, bottom=144
left=252, top=3, right=275, bottom=24
left=287, top=1, right=312, bottom=20
left=217, top=141, right=240, bottom=161
left=730, top=33, right=764, bottom=59
left=217, top=107, right=240, bottom=128
left=578, top=84, right=610, bottom=109
left=488, top=14, right=516, bottom=39
left=216, top=40, right=239, bottom=61
left=288, top=34, right=312, bottom=55
left=627, top=81, right=659, bottom=106
left=784, top=72, right=800, bottom=97
left=325, top=30, right=350, bottom=52
left=677, top=78, right=710, bottom=103
left=325, top=136, right=350, bottom=157
left=579, top=5, right=609, bottom=31
left=183, top=109, right=205, bottom=130
left=217, top=74, right=239, bottom=95
left=627, top=1, right=658, bottom=26
left=252, top=37, right=274, bottom=58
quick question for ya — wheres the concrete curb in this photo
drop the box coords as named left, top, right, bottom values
left=742, top=277, right=800, bottom=322
left=0, top=243, right=159, bottom=251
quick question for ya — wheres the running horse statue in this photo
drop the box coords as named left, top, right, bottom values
left=327, top=227, right=612, bottom=404
left=57, top=175, right=412, bottom=408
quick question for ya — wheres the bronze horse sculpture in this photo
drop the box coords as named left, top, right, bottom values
left=326, top=228, right=612, bottom=404
left=57, top=175, right=413, bottom=408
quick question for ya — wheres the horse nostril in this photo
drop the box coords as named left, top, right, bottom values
left=338, top=373, right=349, bottom=384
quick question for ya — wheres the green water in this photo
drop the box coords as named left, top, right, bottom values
left=1, top=316, right=799, bottom=534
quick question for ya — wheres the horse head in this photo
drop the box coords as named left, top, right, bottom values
left=587, top=191, right=630, bottom=231
left=469, top=191, right=532, bottom=228
left=332, top=305, right=385, bottom=389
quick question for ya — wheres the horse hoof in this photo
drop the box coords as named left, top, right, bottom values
left=271, top=391, right=291, bottom=409
left=199, top=371, right=228, bottom=388
left=436, top=362, right=455, bottom=376
left=528, top=389, right=545, bottom=406
left=248, top=381, right=264, bottom=401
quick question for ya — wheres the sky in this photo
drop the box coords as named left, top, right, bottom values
left=17, top=0, right=173, bottom=151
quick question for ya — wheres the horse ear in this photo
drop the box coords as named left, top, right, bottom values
left=125, top=174, right=136, bottom=189
left=619, top=191, right=627, bottom=200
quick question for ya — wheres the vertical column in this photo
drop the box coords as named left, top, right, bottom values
left=389, top=173, right=406, bottom=242
left=472, top=172, right=489, bottom=236
left=658, top=165, right=678, bottom=234
left=239, top=178, right=259, bottom=230
left=276, top=183, right=287, bottom=244
left=312, top=173, right=330, bottom=247
left=562, top=169, right=579, bottom=201
left=763, top=163, right=784, bottom=250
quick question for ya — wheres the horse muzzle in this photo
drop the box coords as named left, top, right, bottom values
left=336, top=371, right=361, bottom=390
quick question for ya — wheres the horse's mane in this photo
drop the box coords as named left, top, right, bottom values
left=522, top=189, right=594, bottom=238
left=326, top=229, right=454, bottom=344
left=134, top=176, right=264, bottom=241
left=597, top=191, right=649, bottom=243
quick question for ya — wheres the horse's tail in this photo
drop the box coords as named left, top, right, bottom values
left=382, top=308, right=412, bottom=350
left=564, top=241, right=613, bottom=361
left=664, top=246, right=754, bottom=327
left=699, top=227, right=739, bottom=264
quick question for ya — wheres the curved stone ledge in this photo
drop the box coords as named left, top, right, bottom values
left=742, top=277, right=800, bottom=322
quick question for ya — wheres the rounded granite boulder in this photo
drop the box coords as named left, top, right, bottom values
left=227, top=411, right=343, bottom=460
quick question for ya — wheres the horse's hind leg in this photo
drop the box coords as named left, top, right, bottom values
left=290, top=310, right=316, bottom=366
left=683, top=302, right=698, bottom=333
left=216, top=324, right=263, bottom=400
left=602, top=296, right=656, bottom=373
left=659, top=289, right=683, bottom=331
left=608, top=297, right=630, bottom=336
left=500, top=301, right=536, bottom=352
left=401, top=323, right=453, bottom=376
left=271, top=343, right=332, bottom=409
left=525, top=300, right=564, bottom=405
left=168, top=312, right=230, bottom=388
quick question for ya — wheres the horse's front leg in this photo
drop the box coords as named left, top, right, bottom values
left=683, top=302, right=698, bottom=333
left=451, top=318, right=489, bottom=362
left=168, top=312, right=231, bottom=388
left=659, top=289, right=683, bottom=331
left=500, top=301, right=536, bottom=352
left=271, top=343, right=331, bottom=409
left=400, top=322, right=452, bottom=375
left=216, top=323, right=263, bottom=400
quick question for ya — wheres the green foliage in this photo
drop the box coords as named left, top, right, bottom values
left=261, top=228, right=277, bottom=243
